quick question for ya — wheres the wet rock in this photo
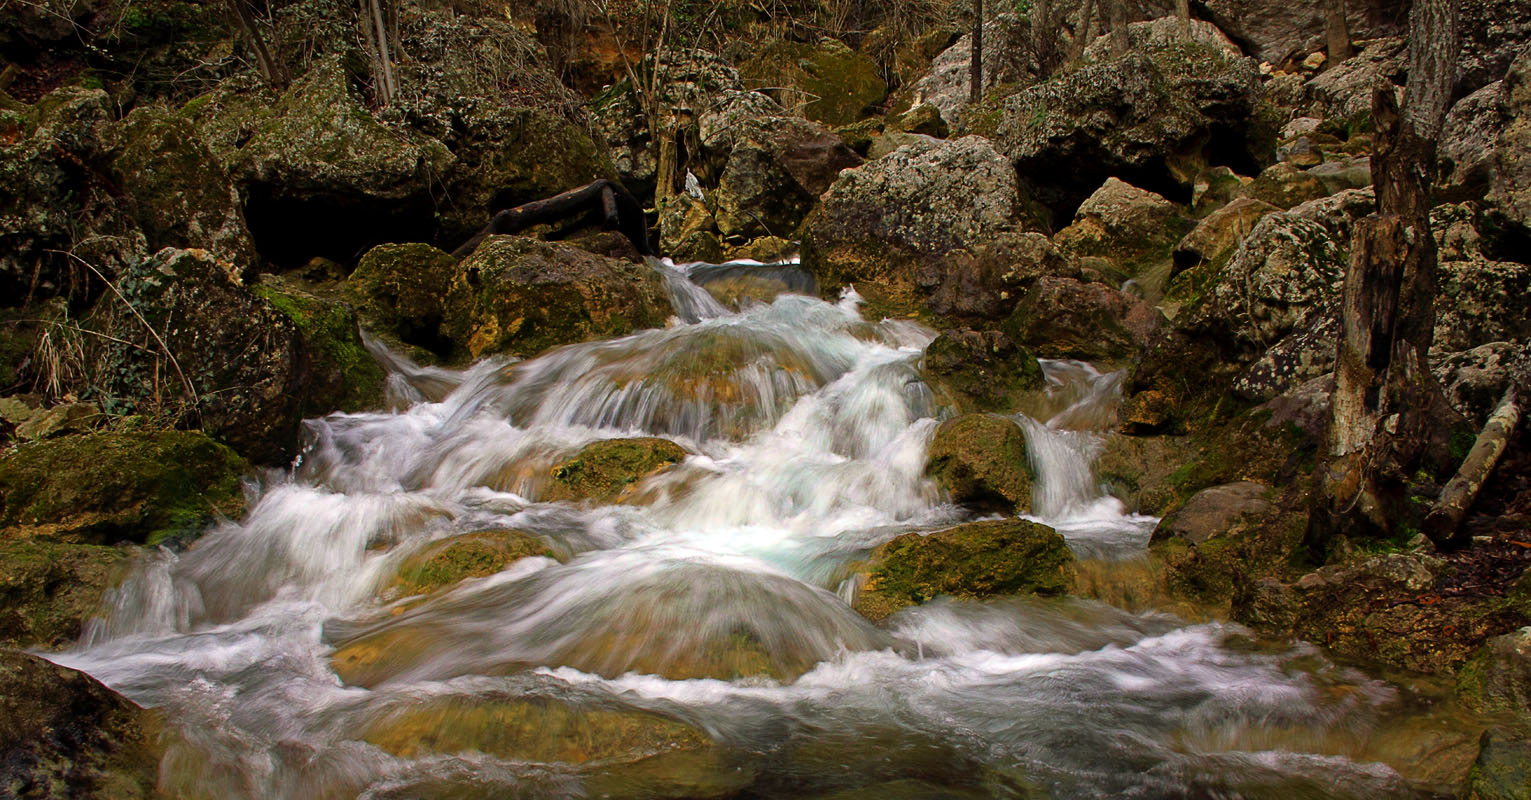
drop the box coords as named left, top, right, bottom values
left=545, top=437, right=688, bottom=504
left=1150, top=481, right=1272, bottom=545
left=349, top=242, right=460, bottom=359
left=1241, top=162, right=1329, bottom=209
left=1005, top=277, right=1165, bottom=363
left=1462, top=728, right=1531, bottom=800
left=0, top=541, right=127, bottom=649
left=740, top=37, right=887, bottom=126
left=1095, top=433, right=1198, bottom=515
left=111, top=104, right=256, bottom=268
left=1053, top=178, right=1193, bottom=286
left=0, top=430, right=247, bottom=545
left=1173, top=196, right=1282, bottom=275
left=658, top=194, right=725, bottom=264
left=254, top=279, right=386, bottom=415
left=387, top=530, right=555, bottom=599
left=96, top=247, right=310, bottom=463
left=974, top=37, right=1260, bottom=218
left=803, top=136, right=1031, bottom=319
left=925, top=414, right=1032, bottom=514
left=921, top=329, right=1043, bottom=414
left=853, top=519, right=1074, bottom=621
left=0, top=650, right=160, bottom=799
left=360, top=696, right=747, bottom=798
left=440, top=235, right=673, bottom=362
left=1456, top=627, right=1531, bottom=714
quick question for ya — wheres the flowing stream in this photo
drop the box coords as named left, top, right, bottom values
left=51, top=259, right=1432, bottom=799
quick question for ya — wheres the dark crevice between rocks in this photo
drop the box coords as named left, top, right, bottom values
left=244, top=183, right=437, bottom=271
left=1020, top=159, right=1193, bottom=230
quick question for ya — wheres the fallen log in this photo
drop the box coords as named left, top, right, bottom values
left=1425, top=386, right=1521, bottom=549
left=451, top=179, right=654, bottom=260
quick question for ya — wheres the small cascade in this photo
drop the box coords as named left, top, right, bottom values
left=50, top=258, right=1425, bottom=799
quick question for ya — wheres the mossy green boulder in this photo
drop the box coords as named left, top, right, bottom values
left=854, top=519, right=1075, bottom=621
left=387, top=530, right=554, bottom=599
left=0, top=541, right=128, bottom=649
left=441, top=235, right=673, bottom=362
left=546, top=437, right=688, bottom=504
left=1462, top=729, right=1531, bottom=800
left=925, top=414, right=1032, bottom=514
left=741, top=38, right=887, bottom=127
left=254, top=280, right=386, bottom=414
left=922, top=329, right=1043, bottom=414
left=0, top=430, right=247, bottom=545
left=0, top=650, right=161, bottom=800
left=349, top=242, right=461, bottom=360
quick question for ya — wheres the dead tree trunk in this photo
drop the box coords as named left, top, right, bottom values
left=452, top=179, right=654, bottom=260
left=1308, top=0, right=1461, bottom=554
left=971, top=0, right=984, bottom=103
left=1425, top=388, right=1521, bottom=548
left=1032, top=0, right=1060, bottom=78
left=1068, top=0, right=1097, bottom=63
left=1325, top=0, right=1354, bottom=64
left=225, top=0, right=288, bottom=87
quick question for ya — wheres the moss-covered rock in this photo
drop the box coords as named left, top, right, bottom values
left=96, top=247, right=310, bottom=463
left=546, top=437, right=688, bottom=504
left=387, top=529, right=554, bottom=599
left=921, top=329, right=1043, bottom=414
left=741, top=37, right=887, bottom=127
left=1462, top=729, right=1531, bottom=800
left=111, top=104, right=256, bottom=268
left=0, top=650, right=160, bottom=800
left=1240, top=162, right=1329, bottom=209
left=348, top=242, right=460, bottom=359
left=0, top=430, right=247, bottom=544
left=253, top=280, right=385, bottom=414
left=1149, top=481, right=1273, bottom=546
left=925, top=414, right=1031, bottom=514
left=1005, top=276, right=1165, bottom=364
left=0, top=541, right=127, bottom=649
left=1053, top=178, right=1193, bottom=289
left=1456, top=626, right=1531, bottom=714
left=440, top=235, right=673, bottom=362
left=361, top=696, right=746, bottom=798
left=853, top=519, right=1074, bottom=621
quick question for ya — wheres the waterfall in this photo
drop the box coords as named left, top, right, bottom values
left=47, top=259, right=1417, bottom=800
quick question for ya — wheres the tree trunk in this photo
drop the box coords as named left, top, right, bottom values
left=361, top=0, right=397, bottom=106
left=1107, top=0, right=1129, bottom=57
left=1425, top=388, right=1521, bottom=548
left=971, top=0, right=984, bottom=103
left=1068, top=0, right=1096, bottom=63
left=225, top=0, right=288, bottom=87
left=1176, top=0, right=1191, bottom=37
left=1325, top=0, right=1353, bottom=64
left=1032, top=0, right=1059, bottom=78
left=1309, top=0, right=1461, bottom=554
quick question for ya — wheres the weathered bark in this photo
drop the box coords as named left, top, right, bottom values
left=1032, top=0, right=1061, bottom=78
left=1068, top=0, right=1097, bottom=63
left=452, top=179, right=654, bottom=260
left=1324, top=0, right=1353, bottom=63
left=1176, top=0, right=1191, bottom=37
left=1106, top=0, right=1129, bottom=57
left=971, top=0, right=984, bottom=103
left=225, top=0, right=288, bottom=87
left=1309, top=0, right=1461, bottom=553
left=1425, top=388, right=1521, bottom=548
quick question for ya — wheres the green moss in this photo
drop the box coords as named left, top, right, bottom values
left=389, top=530, right=553, bottom=598
left=0, top=540, right=129, bottom=649
left=0, top=431, right=248, bottom=545
left=855, top=519, right=1075, bottom=621
left=254, top=284, right=385, bottom=414
left=547, top=438, right=687, bottom=504
left=925, top=414, right=1033, bottom=514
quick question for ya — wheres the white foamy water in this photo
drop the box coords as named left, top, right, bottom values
left=50, top=259, right=1420, bottom=798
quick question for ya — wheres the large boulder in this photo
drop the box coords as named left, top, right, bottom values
left=905, top=14, right=1030, bottom=125
left=739, top=37, right=887, bottom=126
left=1197, top=0, right=1407, bottom=67
left=1434, top=342, right=1531, bottom=427
left=1172, top=196, right=1282, bottom=275
left=1441, top=81, right=1509, bottom=202
left=1304, top=38, right=1406, bottom=126
left=1149, top=481, right=1272, bottom=545
left=348, top=242, right=461, bottom=359
left=852, top=519, right=1075, bottom=621
left=252, top=279, right=387, bottom=415
left=921, top=329, right=1043, bottom=414
left=95, top=247, right=312, bottom=463
left=0, top=430, right=248, bottom=544
left=802, top=136, right=1030, bottom=319
left=1005, top=277, right=1165, bottom=362
left=924, top=414, right=1032, bottom=514
left=1492, top=46, right=1531, bottom=238
left=974, top=34, right=1261, bottom=218
left=1053, top=177, right=1194, bottom=288
left=440, top=235, right=674, bottom=362
left=0, top=650, right=160, bottom=800
left=545, top=437, right=688, bottom=504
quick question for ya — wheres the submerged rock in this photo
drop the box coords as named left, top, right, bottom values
left=925, top=414, right=1032, bottom=514
left=545, top=437, right=688, bottom=504
left=0, top=650, right=161, bottom=799
left=387, top=530, right=555, bottom=599
left=853, top=519, right=1074, bottom=621
left=0, top=430, right=247, bottom=545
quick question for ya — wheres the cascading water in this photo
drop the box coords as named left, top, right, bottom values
left=50, top=258, right=1429, bottom=799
